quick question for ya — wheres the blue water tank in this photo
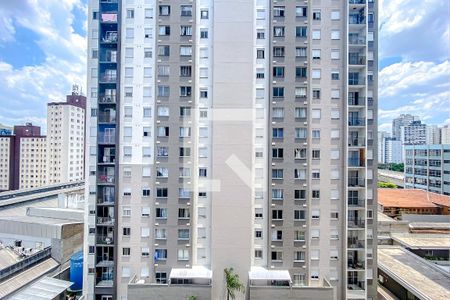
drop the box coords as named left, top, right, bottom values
left=70, top=251, right=83, bottom=290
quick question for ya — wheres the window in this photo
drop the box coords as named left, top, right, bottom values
left=256, top=49, right=265, bottom=59
left=157, top=106, right=169, bottom=117
left=180, top=45, right=192, bottom=56
left=180, top=66, right=192, bottom=77
left=272, top=189, right=284, bottom=200
left=295, top=189, right=306, bottom=200
left=256, top=9, right=265, bottom=20
left=295, top=128, right=307, bottom=139
left=273, top=87, right=284, bottom=98
left=272, top=148, right=284, bottom=158
left=156, top=208, right=168, bottom=219
left=157, top=126, right=169, bottom=137
left=273, top=6, right=285, bottom=17
left=294, top=231, right=305, bottom=241
left=312, top=109, right=321, bottom=119
left=178, top=249, right=189, bottom=260
left=123, top=227, right=131, bottom=236
left=143, top=147, right=152, bottom=158
left=257, top=30, right=265, bottom=39
left=331, top=11, right=340, bottom=20
left=179, top=86, right=192, bottom=97
left=158, top=45, right=170, bottom=56
left=312, top=150, right=320, bottom=159
left=273, top=26, right=285, bottom=37
left=155, top=272, right=167, bottom=284
left=200, top=29, right=208, bottom=39
left=272, top=209, right=283, bottom=220
left=180, top=107, right=191, bottom=117
left=312, top=69, right=321, bottom=79
left=123, top=248, right=130, bottom=256
left=331, top=71, right=340, bottom=80
left=331, top=30, right=340, bottom=40
left=296, top=47, right=307, bottom=57
left=159, top=25, right=170, bottom=36
left=255, top=250, right=263, bottom=259
left=272, top=230, right=283, bottom=241
left=313, top=10, right=321, bottom=20
left=159, top=5, right=170, bottom=16
left=141, top=207, right=150, bottom=217
left=145, top=8, right=153, bottom=19
left=294, top=210, right=306, bottom=220
left=158, top=66, right=170, bottom=77
left=142, top=188, right=150, bottom=197
left=331, top=212, right=339, bottom=219
left=311, top=229, right=320, bottom=239
left=272, top=107, right=284, bottom=118
left=273, top=47, right=285, bottom=57
left=312, top=30, right=321, bottom=40
left=296, top=26, right=307, bottom=37
left=255, top=208, right=263, bottom=218
left=331, top=49, right=340, bottom=59
left=126, top=9, right=134, bottom=19
left=296, top=67, right=307, bottom=78
left=312, top=190, right=320, bottom=199
left=155, top=249, right=167, bottom=260
left=179, top=127, right=191, bottom=138
left=313, top=89, right=321, bottom=99
left=312, top=209, right=320, bottom=219
left=144, top=28, right=152, bottom=38
left=126, top=28, right=134, bottom=39
left=178, top=229, right=190, bottom=240
left=295, top=87, right=307, bottom=98
left=294, top=251, right=305, bottom=262
left=180, top=5, right=192, bottom=16
left=312, top=49, right=321, bottom=59
left=178, top=208, right=190, bottom=219
left=273, top=67, right=285, bottom=78
left=179, top=147, right=191, bottom=157
left=296, top=6, right=307, bottom=17
left=180, top=26, right=192, bottom=36
left=156, top=188, right=168, bottom=198
left=331, top=89, right=340, bottom=99
left=271, top=251, right=283, bottom=261
left=294, top=169, right=306, bottom=180
left=199, top=167, right=207, bottom=177
left=331, top=109, right=340, bottom=119
left=272, top=169, right=284, bottom=179
left=200, top=9, right=209, bottom=19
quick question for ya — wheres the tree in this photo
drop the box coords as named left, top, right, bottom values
left=224, top=268, right=245, bottom=300
left=187, top=296, right=197, bottom=300
left=378, top=181, right=398, bottom=189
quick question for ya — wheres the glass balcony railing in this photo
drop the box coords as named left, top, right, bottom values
left=99, top=73, right=117, bottom=83
left=348, top=97, right=365, bottom=106
left=349, top=0, right=366, bottom=4
left=348, top=137, right=366, bottom=147
left=348, top=218, right=365, bottom=228
left=348, top=238, right=365, bottom=248
left=98, top=94, right=116, bottom=104
left=349, top=55, right=366, bottom=65
left=102, top=32, right=118, bottom=43
left=348, top=36, right=366, bottom=45
left=349, top=78, right=366, bottom=85
left=98, top=112, right=116, bottom=123
left=348, top=177, right=365, bottom=187
left=348, top=118, right=365, bottom=126
left=98, top=173, right=115, bottom=184
left=97, top=216, right=115, bottom=225
left=97, top=195, right=115, bottom=205
left=98, top=132, right=116, bottom=144
left=349, top=15, right=366, bottom=25
left=348, top=198, right=365, bottom=207
left=97, top=235, right=114, bottom=245
left=348, top=158, right=365, bottom=167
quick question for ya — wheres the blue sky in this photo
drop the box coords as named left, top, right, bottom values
left=0, top=0, right=449, bottom=134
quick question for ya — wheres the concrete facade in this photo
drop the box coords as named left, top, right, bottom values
left=85, top=1, right=378, bottom=300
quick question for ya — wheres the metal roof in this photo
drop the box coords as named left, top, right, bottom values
left=8, top=276, right=72, bottom=300
left=169, top=266, right=212, bottom=279
left=248, top=267, right=292, bottom=282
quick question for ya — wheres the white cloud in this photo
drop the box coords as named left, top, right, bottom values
left=0, top=0, right=87, bottom=132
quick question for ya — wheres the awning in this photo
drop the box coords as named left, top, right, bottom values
left=169, top=266, right=212, bottom=279
left=9, top=276, right=72, bottom=300
left=248, top=267, right=292, bottom=282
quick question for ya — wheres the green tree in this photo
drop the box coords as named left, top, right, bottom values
left=378, top=181, right=398, bottom=189
left=224, top=268, right=245, bottom=300
left=187, top=296, right=197, bottom=300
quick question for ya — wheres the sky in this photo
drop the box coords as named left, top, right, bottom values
left=0, top=0, right=449, bottom=134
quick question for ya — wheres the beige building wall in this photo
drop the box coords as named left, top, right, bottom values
left=0, top=137, right=11, bottom=190
left=19, top=137, right=47, bottom=189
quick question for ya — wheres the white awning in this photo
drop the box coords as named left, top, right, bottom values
left=169, top=266, right=212, bottom=279
left=248, top=267, right=292, bottom=282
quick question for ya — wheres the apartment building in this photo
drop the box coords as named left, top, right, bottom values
left=84, top=1, right=378, bottom=300
left=0, top=136, right=13, bottom=191
left=47, top=90, right=86, bottom=184
left=392, top=114, right=419, bottom=140
left=404, top=144, right=450, bottom=196
left=441, top=125, right=450, bottom=144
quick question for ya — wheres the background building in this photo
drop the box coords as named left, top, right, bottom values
left=84, top=1, right=378, bottom=300
left=441, top=125, right=450, bottom=144
left=404, top=144, right=450, bottom=195
left=47, top=87, right=86, bottom=185
left=392, top=114, right=419, bottom=140
left=400, top=120, right=427, bottom=146
left=426, top=125, right=441, bottom=145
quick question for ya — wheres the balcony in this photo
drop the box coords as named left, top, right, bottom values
left=348, top=198, right=365, bottom=207
left=100, top=51, right=117, bottom=63
left=98, top=173, right=115, bottom=184
left=99, top=73, right=117, bottom=83
left=98, top=132, right=116, bottom=144
left=348, top=158, right=365, bottom=167
left=348, top=97, right=365, bottom=106
left=96, top=259, right=114, bottom=268
left=348, top=137, right=366, bottom=147
left=349, top=15, right=365, bottom=25
left=349, top=55, right=366, bottom=65
left=96, top=270, right=114, bottom=287
left=97, top=216, right=115, bottom=225
left=101, top=13, right=117, bottom=23
left=347, top=237, right=365, bottom=249
left=349, top=78, right=365, bottom=86
left=98, top=111, right=116, bottom=123
left=349, top=0, right=366, bottom=4
left=98, top=94, right=116, bottom=104
left=97, top=195, right=115, bottom=205
left=348, top=260, right=365, bottom=270
left=348, top=218, right=365, bottom=228
left=348, top=177, right=365, bottom=187
left=348, top=118, right=365, bottom=126
left=349, top=35, right=366, bottom=45
left=97, top=235, right=114, bottom=245
left=101, top=31, right=118, bottom=43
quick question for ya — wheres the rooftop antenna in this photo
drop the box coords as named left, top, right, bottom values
left=72, top=84, right=80, bottom=95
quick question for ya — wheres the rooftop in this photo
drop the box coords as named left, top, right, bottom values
left=378, top=188, right=450, bottom=208
left=391, top=233, right=450, bottom=250
left=8, top=276, right=72, bottom=300
left=378, top=246, right=450, bottom=300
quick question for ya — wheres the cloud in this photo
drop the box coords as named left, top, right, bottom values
left=379, top=0, right=449, bottom=61
left=0, top=0, right=87, bottom=132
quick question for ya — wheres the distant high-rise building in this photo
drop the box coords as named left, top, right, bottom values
left=47, top=90, right=86, bottom=184
left=392, top=114, right=419, bottom=140
left=384, top=138, right=403, bottom=164
left=441, top=125, right=450, bottom=144
left=426, top=125, right=441, bottom=145
left=0, top=123, right=13, bottom=136
left=401, top=120, right=427, bottom=146
left=84, top=1, right=378, bottom=300
left=378, top=131, right=390, bottom=164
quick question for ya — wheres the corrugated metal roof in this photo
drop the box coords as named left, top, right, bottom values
left=0, top=258, right=59, bottom=299
left=8, top=277, right=72, bottom=300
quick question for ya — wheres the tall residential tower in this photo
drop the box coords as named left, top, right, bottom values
left=84, top=1, right=378, bottom=299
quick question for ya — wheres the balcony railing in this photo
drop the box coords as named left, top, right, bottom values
left=348, top=158, right=365, bottom=167
left=99, top=74, right=117, bottom=83
left=97, top=195, right=115, bottom=205
left=98, top=95, right=116, bottom=104
left=101, top=13, right=118, bottom=23
left=349, top=0, right=366, bottom=4
left=348, top=218, right=365, bottom=228
left=98, top=133, right=115, bottom=144
left=348, top=260, right=365, bottom=270
left=349, top=15, right=365, bottom=25
left=97, top=235, right=114, bottom=245
left=102, top=32, right=118, bottom=43
left=349, top=36, right=366, bottom=45
left=348, top=198, right=365, bottom=207
left=98, top=112, right=116, bottom=123
left=0, top=247, right=52, bottom=281
left=348, top=177, right=365, bottom=187
left=97, top=217, right=115, bottom=225
left=349, top=78, right=366, bottom=85
left=98, top=173, right=115, bottom=184
left=348, top=137, right=366, bottom=147
left=349, top=56, right=366, bottom=65
left=347, top=238, right=365, bottom=248
left=348, top=118, right=365, bottom=126
left=348, top=97, right=365, bottom=106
